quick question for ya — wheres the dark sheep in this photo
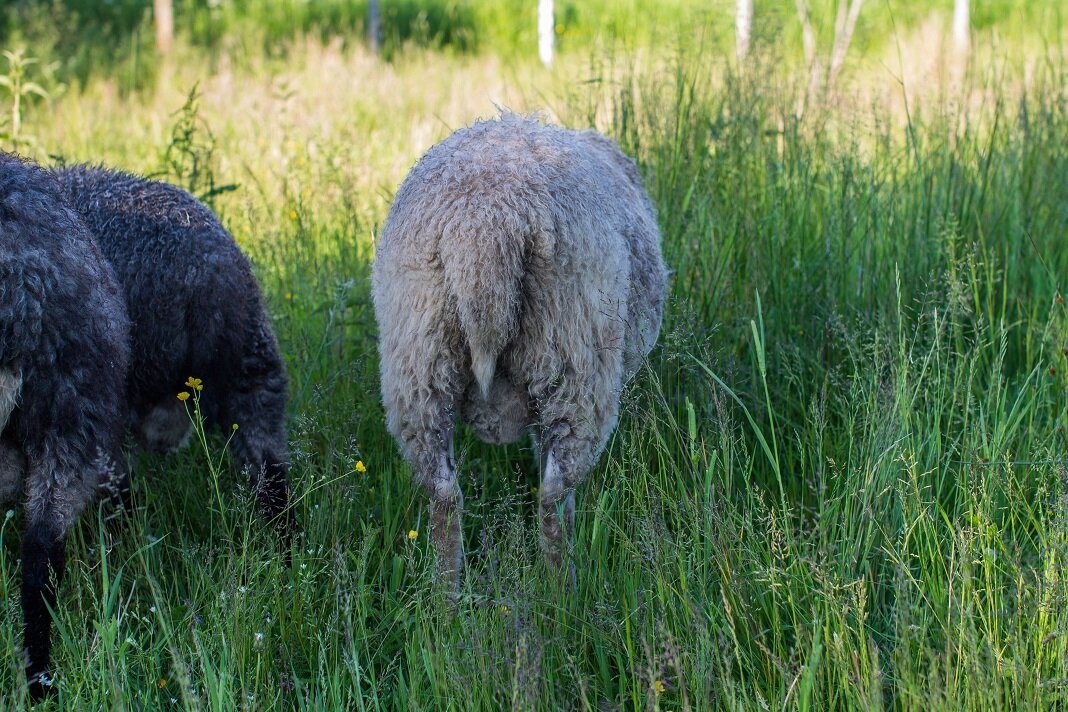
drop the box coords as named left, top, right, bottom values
left=54, top=165, right=294, bottom=537
left=0, top=151, right=131, bottom=697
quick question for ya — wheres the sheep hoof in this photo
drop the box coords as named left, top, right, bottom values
left=26, top=670, right=54, bottom=702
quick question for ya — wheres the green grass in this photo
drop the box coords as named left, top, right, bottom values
left=4, top=0, right=1067, bottom=92
left=2, top=13, right=1068, bottom=711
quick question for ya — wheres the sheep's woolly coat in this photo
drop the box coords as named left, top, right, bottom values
left=373, top=115, right=667, bottom=583
left=55, top=166, right=292, bottom=531
left=0, top=151, right=130, bottom=693
left=0, top=158, right=129, bottom=514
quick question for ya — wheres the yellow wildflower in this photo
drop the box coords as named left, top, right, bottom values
left=355, top=460, right=367, bottom=474
left=177, top=391, right=190, bottom=401
left=284, top=292, right=293, bottom=300
left=407, top=530, right=418, bottom=540
left=652, top=680, right=666, bottom=695
left=289, top=210, right=298, bottom=221
left=184, top=377, right=203, bottom=391
left=157, top=678, right=167, bottom=688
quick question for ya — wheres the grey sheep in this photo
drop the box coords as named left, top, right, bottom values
left=0, top=152, right=131, bottom=697
left=372, top=114, right=667, bottom=588
left=54, top=165, right=294, bottom=538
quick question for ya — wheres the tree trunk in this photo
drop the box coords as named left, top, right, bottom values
left=826, top=0, right=864, bottom=90
left=794, top=0, right=821, bottom=108
left=736, top=0, right=754, bottom=64
left=154, top=0, right=174, bottom=56
left=538, top=0, right=554, bottom=68
left=368, top=0, right=381, bottom=55
left=794, top=0, right=864, bottom=115
left=953, top=0, right=970, bottom=55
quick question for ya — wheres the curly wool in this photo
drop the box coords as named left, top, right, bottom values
left=372, top=114, right=668, bottom=585
left=0, top=152, right=130, bottom=524
left=55, top=165, right=292, bottom=529
left=0, top=150, right=131, bottom=693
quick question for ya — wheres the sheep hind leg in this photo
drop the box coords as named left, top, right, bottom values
left=400, top=403, right=463, bottom=590
left=420, top=441, right=464, bottom=593
left=20, top=446, right=93, bottom=700
left=21, top=516, right=66, bottom=700
left=537, top=420, right=597, bottom=589
left=387, top=376, right=462, bottom=588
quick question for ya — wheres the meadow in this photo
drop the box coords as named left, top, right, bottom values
left=1, top=1, right=1068, bottom=709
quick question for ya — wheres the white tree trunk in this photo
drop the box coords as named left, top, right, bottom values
left=154, top=0, right=174, bottom=55
left=794, top=0, right=821, bottom=106
left=538, top=0, right=554, bottom=68
left=826, top=0, right=864, bottom=90
left=953, top=0, right=970, bottom=54
left=794, top=0, right=864, bottom=114
left=736, top=0, right=754, bottom=64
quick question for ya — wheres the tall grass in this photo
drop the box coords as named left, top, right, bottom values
left=1, top=21, right=1068, bottom=712
left=3, top=0, right=1067, bottom=91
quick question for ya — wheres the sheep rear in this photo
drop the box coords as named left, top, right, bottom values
left=438, top=202, right=532, bottom=396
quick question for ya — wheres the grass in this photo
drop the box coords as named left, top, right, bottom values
left=1, top=10, right=1068, bottom=711
left=4, top=0, right=1067, bottom=92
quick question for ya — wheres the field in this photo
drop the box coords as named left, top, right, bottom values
left=2, top=1, right=1068, bottom=709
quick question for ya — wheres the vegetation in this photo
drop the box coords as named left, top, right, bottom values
left=2, top=0, right=1066, bottom=90
left=1, top=2, right=1067, bottom=709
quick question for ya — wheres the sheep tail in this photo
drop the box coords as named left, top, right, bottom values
left=439, top=210, right=530, bottom=397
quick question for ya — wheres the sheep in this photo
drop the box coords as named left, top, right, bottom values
left=372, top=114, right=668, bottom=588
left=53, top=165, right=294, bottom=540
left=0, top=151, right=131, bottom=697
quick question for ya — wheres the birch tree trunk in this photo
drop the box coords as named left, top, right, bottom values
left=736, top=0, right=754, bottom=64
left=538, top=0, right=554, bottom=68
left=953, top=0, right=970, bottom=55
left=154, top=0, right=174, bottom=55
left=794, top=0, right=821, bottom=108
left=794, top=0, right=865, bottom=115
left=826, top=0, right=864, bottom=90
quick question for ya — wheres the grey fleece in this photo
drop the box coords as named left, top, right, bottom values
left=372, top=114, right=667, bottom=586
